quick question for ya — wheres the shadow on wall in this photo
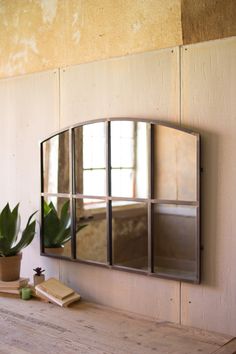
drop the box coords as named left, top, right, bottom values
left=181, top=125, right=220, bottom=288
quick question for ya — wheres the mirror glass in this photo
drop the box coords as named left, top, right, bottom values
left=43, top=131, right=70, bottom=194
left=111, top=121, right=149, bottom=198
left=154, top=125, right=197, bottom=201
left=43, top=196, right=71, bottom=258
left=74, top=122, right=106, bottom=196
left=76, top=198, right=107, bottom=263
left=112, top=201, right=148, bottom=270
left=153, top=204, right=198, bottom=280
left=41, top=120, right=200, bottom=283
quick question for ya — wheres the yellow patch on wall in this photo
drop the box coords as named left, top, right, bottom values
left=0, top=0, right=182, bottom=78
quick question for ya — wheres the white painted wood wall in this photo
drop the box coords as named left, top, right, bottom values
left=0, top=37, right=235, bottom=336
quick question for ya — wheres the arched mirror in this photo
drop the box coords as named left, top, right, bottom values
left=40, top=119, right=200, bottom=283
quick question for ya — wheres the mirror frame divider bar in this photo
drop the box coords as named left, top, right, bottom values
left=106, top=121, right=113, bottom=266
left=69, top=128, right=76, bottom=259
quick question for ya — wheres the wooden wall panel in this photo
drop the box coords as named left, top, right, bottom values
left=60, top=48, right=181, bottom=322
left=60, top=48, right=180, bottom=127
left=60, top=262, right=180, bottom=323
left=0, top=71, right=61, bottom=280
left=181, top=37, right=236, bottom=335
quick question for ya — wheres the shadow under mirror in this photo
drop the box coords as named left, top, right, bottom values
left=42, top=131, right=70, bottom=194
left=112, top=201, right=148, bottom=270
left=111, top=121, right=149, bottom=198
left=75, top=198, right=107, bottom=263
left=154, top=125, right=197, bottom=202
left=74, top=122, right=106, bottom=196
left=43, top=196, right=71, bottom=258
left=153, top=204, right=198, bottom=281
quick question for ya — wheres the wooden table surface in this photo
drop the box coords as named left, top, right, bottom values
left=0, top=295, right=235, bottom=354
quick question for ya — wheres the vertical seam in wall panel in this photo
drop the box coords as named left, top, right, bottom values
left=179, top=281, right=182, bottom=325
left=179, top=46, right=182, bottom=126
left=179, top=45, right=182, bottom=325
left=58, top=69, right=61, bottom=130
left=58, top=69, right=62, bottom=280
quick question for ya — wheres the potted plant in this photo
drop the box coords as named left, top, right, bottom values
left=0, top=203, right=37, bottom=281
left=33, top=267, right=45, bottom=286
left=43, top=200, right=86, bottom=254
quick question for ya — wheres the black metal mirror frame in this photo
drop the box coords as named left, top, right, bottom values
left=40, top=118, right=200, bottom=283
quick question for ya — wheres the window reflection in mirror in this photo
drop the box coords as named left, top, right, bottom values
left=112, top=201, right=148, bottom=270
left=154, top=125, right=197, bottom=201
left=43, top=196, right=71, bottom=258
left=111, top=121, right=149, bottom=198
left=74, top=123, right=106, bottom=196
left=43, top=131, right=70, bottom=194
left=153, top=204, right=198, bottom=280
left=41, top=119, right=200, bottom=283
left=76, top=198, right=107, bottom=263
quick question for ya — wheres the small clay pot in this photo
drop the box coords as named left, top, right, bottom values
left=33, top=274, right=45, bottom=286
left=0, top=253, right=22, bottom=281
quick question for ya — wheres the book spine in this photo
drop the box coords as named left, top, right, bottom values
left=35, top=288, right=63, bottom=307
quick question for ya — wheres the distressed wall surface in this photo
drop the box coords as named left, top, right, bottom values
left=181, top=0, right=236, bottom=44
left=1, top=0, right=236, bottom=79
left=0, top=0, right=182, bottom=78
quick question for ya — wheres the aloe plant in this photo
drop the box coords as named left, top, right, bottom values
left=0, top=203, right=37, bottom=257
left=43, top=200, right=86, bottom=248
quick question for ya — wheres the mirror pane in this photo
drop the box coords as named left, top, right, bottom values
left=43, top=196, right=71, bottom=258
left=111, top=121, right=149, bottom=198
left=74, top=123, right=106, bottom=196
left=154, top=125, right=197, bottom=201
left=76, top=198, right=107, bottom=263
left=153, top=204, right=198, bottom=281
left=112, top=201, right=148, bottom=270
left=43, top=131, right=70, bottom=194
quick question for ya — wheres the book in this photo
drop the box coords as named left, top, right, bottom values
left=35, top=288, right=80, bottom=307
left=0, top=278, right=29, bottom=290
left=36, top=278, right=74, bottom=300
left=0, top=288, right=20, bottom=295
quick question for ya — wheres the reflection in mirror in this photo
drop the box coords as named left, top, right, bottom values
left=111, top=121, right=149, bottom=198
left=154, top=125, right=197, bottom=201
left=112, top=201, right=148, bottom=270
left=43, top=196, right=71, bottom=257
left=43, top=131, right=70, bottom=194
left=74, top=123, right=106, bottom=196
left=76, top=198, right=107, bottom=263
left=153, top=204, right=197, bottom=280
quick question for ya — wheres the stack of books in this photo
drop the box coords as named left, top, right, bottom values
left=35, top=278, right=81, bottom=307
left=0, top=278, right=29, bottom=296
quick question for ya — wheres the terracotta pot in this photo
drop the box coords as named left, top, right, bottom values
left=0, top=253, right=22, bottom=281
left=44, top=247, right=64, bottom=255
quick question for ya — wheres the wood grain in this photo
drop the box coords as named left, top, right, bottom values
left=0, top=296, right=233, bottom=354
left=0, top=70, right=61, bottom=282
left=181, top=37, right=236, bottom=335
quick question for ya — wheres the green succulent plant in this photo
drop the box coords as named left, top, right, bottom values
left=43, top=200, right=86, bottom=248
left=0, top=203, right=37, bottom=257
